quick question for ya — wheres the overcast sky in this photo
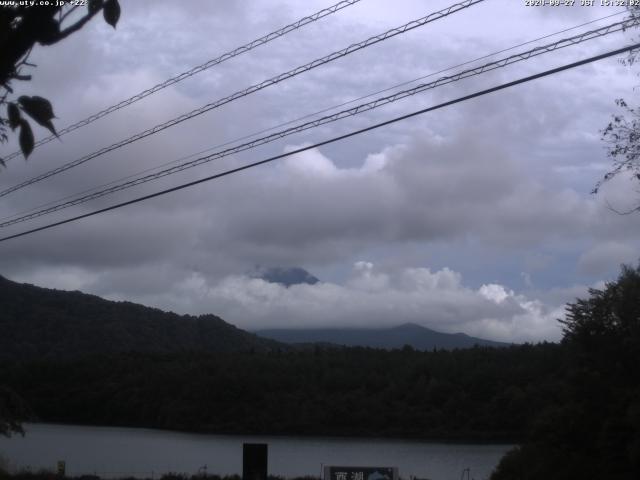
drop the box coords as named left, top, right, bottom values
left=1, top=0, right=639, bottom=342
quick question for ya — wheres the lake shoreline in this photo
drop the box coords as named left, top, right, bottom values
left=21, top=422, right=519, bottom=446
left=1, top=423, right=512, bottom=480
left=2, top=472, right=312, bottom=480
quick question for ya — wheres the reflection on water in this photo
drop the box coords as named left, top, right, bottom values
left=0, top=424, right=511, bottom=480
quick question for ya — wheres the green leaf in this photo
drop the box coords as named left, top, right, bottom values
left=18, top=119, right=34, bottom=159
left=40, top=119, right=58, bottom=138
left=7, top=103, right=20, bottom=131
left=18, top=96, right=58, bottom=137
left=103, top=0, right=120, bottom=28
left=18, top=95, right=55, bottom=123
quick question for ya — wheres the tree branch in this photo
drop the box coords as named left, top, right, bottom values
left=605, top=198, right=639, bottom=215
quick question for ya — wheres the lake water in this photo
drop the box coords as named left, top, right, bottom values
left=0, top=424, right=511, bottom=480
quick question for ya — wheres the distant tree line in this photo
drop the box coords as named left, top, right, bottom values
left=0, top=343, right=563, bottom=442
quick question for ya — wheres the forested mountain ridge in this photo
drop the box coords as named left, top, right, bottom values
left=0, top=275, right=281, bottom=360
left=0, top=344, right=564, bottom=441
left=256, top=323, right=509, bottom=350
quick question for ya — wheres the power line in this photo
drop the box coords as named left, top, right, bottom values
left=1, top=11, right=625, bottom=225
left=2, top=9, right=623, bottom=225
left=1, top=17, right=634, bottom=228
left=0, top=0, right=486, bottom=199
left=0, top=0, right=363, bottom=163
left=2, top=17, right=632, bottom=227
left=1, top=42, right=637, bottom=244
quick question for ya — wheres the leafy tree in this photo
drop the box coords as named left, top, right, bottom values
left=0, top=0, right=121, bottom=164
left=560, top=264, right=640, bottom=351
left=0, top=386, right=31, bottom=437
left=0, top=0, right=120, bottom=438
left=595, top=5, right=640, bottom=207
left=492, top=263, right=640, bottom=480
left=598, top=98, right=640, bottom=200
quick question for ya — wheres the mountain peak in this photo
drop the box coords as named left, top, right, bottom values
left=256, top=267, right=319, bottom=287
left=392, top=322, right=428, bottom=331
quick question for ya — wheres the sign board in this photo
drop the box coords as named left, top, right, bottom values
left=243, top=443, right=268, bottom=480
left=323, top=466, right=398, bottom=480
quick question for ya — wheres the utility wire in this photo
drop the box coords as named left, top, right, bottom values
left=2, top=9, right=624, bottom=224
left=1, top=42, right=637, bottom=244
left=0, top=10, right=626, bottom=222
left=0, top=0, right=486, bottom=199
left=0, top=0, right=363, bottom=163
left=1, top=17, right=634, bottom=229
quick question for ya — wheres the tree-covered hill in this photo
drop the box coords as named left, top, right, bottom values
left=0, top=275, right=280, bottom=360
left=491, top=264, right=640, bottom=480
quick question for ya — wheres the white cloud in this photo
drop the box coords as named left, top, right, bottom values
left=132, top=262, right=565, bottom=343
left=479, top=284, right=511, bottom=304
left=1, top=0, right=639, bottom=344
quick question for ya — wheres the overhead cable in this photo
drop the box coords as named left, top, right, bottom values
left=0, top=17, right=635, bottom=228
left=0, top=0, right=486, bottom=198
left=0, top=0, right=363, bottom=163
left=0, top=42, right=637, bottom=244
left=1, top=10, right=627, bottom=225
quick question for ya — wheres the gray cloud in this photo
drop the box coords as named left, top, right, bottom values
left=1, top=0, right=639, bottom=342
left=115, top=262, right=565, bottom=343
left=578, top=240, right=638, bottom=275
